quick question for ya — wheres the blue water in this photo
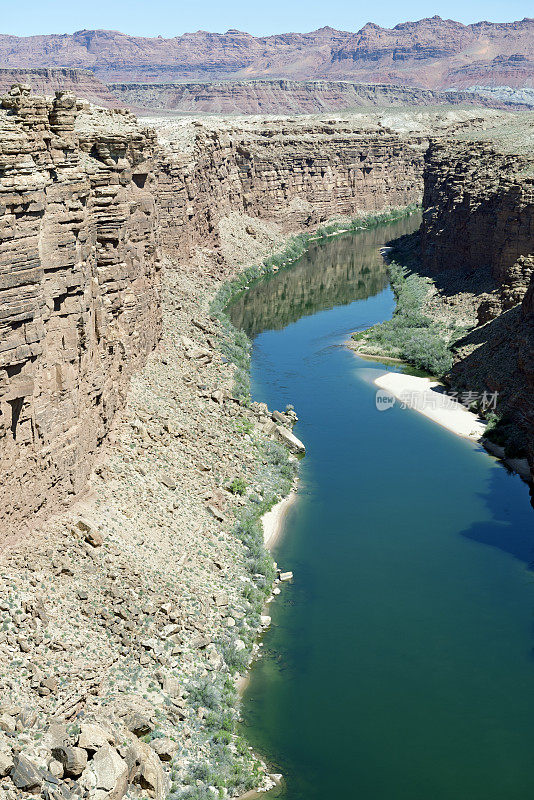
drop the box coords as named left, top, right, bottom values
left=230, top=219, right=534, bottom=800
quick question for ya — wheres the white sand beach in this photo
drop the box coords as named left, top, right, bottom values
left=375, top=372, right=487, bottom=441
left=262, top=491, right=298, bottom=548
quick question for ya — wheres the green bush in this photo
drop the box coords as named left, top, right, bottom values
left=353, top=262, right=455, bottom=376
left=229, top=477, right=248, bottom=495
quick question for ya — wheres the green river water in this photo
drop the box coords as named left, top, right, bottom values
left=229, top=216, right=534, bottom=800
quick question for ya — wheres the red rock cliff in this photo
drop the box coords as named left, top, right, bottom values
left=0, top=87, right=160, bottom=542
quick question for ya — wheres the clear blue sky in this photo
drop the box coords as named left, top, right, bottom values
left=2, top=0, right=531, bottom=38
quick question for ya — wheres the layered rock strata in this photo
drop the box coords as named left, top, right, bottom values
left=0, top=86, right=160, bottom=544
left=0, top=18, right=532, bottom=88
left=107, top=80, right=517, bottom=115
left=155, top=118, right=427, bottom=255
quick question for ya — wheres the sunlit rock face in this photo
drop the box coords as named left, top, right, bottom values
left=0, top=87, right=161, bottom=541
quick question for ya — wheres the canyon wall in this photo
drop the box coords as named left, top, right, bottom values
left=1, top=95, right=529, bottom=538
left=155, top=119, right=428, bottom=256
left=0, top=96, right=435, bottom=540
left=420, top=130, right=534, bottom=474
left=0, top=88, right=160, bottom=542
left=421, top=138, right=534, bottom=313
left=108, top=80, right=515, bottom=114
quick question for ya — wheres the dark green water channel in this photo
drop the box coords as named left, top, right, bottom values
left=228, top=216, right=534, bottom=800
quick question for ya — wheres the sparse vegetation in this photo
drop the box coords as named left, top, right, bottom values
left=211, top=205, right=420, bottom=401
left=352, top=261, right=460, bottom=376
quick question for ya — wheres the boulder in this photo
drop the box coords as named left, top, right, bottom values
left=162, top=676, right=181, bottom=698
left=149, top=737, right=177, bottom=762
left=0, top=749, right=14, bottom=777
left=52, top=746, right=88, bottom=778
left=0, top=714, right=16, bottom=734
left=47, top=759, right=63, bottom=779
left=85, top=529, right=103, bottom=548
left=125, top=713, right=152, bottom=737
left=78, top=723, right=115, bottom=752
left=10, top=754, right=43, bottom=791
left=274, top=425, right=305, bottom=454
left=89, top=745, right=128, bottom=800
left=128, top=740, right=166, bottom=798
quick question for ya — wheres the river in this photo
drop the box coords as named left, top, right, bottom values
left=229, top=215, right=534, bottom=800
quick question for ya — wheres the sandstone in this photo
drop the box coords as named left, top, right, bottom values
left=274, top=425, right=306, bottom=455
left=0, top=750, right=13, bottom=778
left=89, top=746, right=128, bottom=800
left=160, top=475, right=176, bottom=490
left=149, top=737, right=177, bottom=762
left=47, top=760, right=63, bottom=779
left=125, top=714, right=152, bottom=738
left=206, top=505, right=225, bottom=522
left=162, top=677, right=181, bottom=698
left=0, top=90, right=160, bottom=542
left=127, top=739, right=166, bottom=799
left=78, top=724, right=115, bottom=752
left=84, top=529, right=103, bottom=548
left=0, top=715, right=16, bottom=734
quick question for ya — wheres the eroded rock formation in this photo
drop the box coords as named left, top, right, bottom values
left=421, top=138, right=534, bottom=313
left=155, top=118, right=427, bottom=254
left=0, top=68, right=117, bottom=107
left=0, top=86, right=160, bottom=542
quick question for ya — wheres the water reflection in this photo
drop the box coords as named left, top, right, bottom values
left=229, top=216, right=420, bottom=337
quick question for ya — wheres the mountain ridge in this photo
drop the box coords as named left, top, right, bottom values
left=0, top=17, right=532, bottom=89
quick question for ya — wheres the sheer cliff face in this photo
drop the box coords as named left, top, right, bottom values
left=420, top=133, right=534, bottom=476
left=155, top=119, right=427, bottom=254
left=421, top=139, right=534, bottom=311
left=106, top=81, right=516, bottom=115
left=0, top=68, right=117, bottom=106
left=0, top=89, right=160, bottom=541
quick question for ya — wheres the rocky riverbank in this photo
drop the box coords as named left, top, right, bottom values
left=0, top=245, right=304, bottom=800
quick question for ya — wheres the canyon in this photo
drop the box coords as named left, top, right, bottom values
left=0, top=80, right=532, bottom=800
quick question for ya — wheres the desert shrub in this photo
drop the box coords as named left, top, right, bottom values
left=229, top=477, right=248, bottom=495
left=353, top=261, right=455, bottom=376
